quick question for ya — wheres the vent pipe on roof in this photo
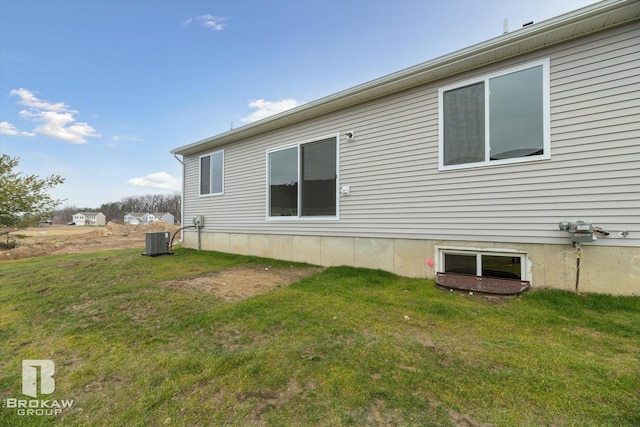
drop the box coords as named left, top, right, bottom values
left=503, top=18, right=508, bottom=34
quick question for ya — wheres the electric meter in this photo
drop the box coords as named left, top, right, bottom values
left=559, top=221, right=594, bottom=243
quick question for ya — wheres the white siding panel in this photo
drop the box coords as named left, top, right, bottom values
left=182, top=22, right=640, bottom=248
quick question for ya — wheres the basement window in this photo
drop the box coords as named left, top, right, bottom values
left=440, top=250, right=525, bottom=279
left=436, top=248, right=530, bottom=294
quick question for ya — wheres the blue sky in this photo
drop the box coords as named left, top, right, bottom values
left=0, top=0, right=598, bottom=208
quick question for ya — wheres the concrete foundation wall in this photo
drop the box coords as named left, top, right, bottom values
left=184, top=231, right=640, bottom=296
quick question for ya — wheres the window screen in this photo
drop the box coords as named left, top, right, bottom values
left=301, top=138, right=336, bottom=216
left=200, top=156, right=210, bottom=195
left=443, top=82, right=485, bottom=166
left=269, top=147, right=298, bottom=216
left=200, top=151, right=224, bottom=195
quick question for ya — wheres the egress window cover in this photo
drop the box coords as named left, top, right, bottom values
left=436, top=248, right=530, bottom=294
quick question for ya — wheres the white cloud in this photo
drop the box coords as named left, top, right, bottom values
left=127, top=172, right=182, bottom=191
left=0, top=121, right=35, bottom=137
left=111, top=135, right=143, bottom=143
left=7, top=88, right=100, bottom=144
left=199, top=14, right=225, bottom=30
left=240, top=99, right=304, bottom=124
left=10, top=88, right=68, bottom=112
left=27, top=110, right=99, bottom=144
left=183, top=14, right=225, bottom=31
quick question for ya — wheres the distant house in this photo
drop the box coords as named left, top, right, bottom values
left=124, top=212, right=174, bottom=225
left=170, top=1, right=639, bottom=296
left=150, top=212, right=175, bottom=225
left=124, top=212, right=150, bottom=225
left=72, top=212, right=106, bottom=226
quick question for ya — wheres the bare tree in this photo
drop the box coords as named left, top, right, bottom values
left=61, top=193, right=182, bottom=224
left=52, top=205, right=80, bottom=224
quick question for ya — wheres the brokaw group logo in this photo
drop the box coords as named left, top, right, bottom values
left=22, top=359, right=55, bottom=398
left=2, top=360, right=74, bottom=417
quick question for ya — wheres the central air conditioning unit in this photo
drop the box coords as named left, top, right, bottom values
left=142, top=231, right=173, bottom=257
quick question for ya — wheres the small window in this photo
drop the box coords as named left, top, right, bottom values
left=301, top=138, right=337, bottom=216
left=440, top=249, right=526, bottom=280
left=439, top=59, right=550, bottom=170
left=200, top=150, right=224, bottom=196
left=443, top=253, right=477, bottom=275
left=482, top=255, right=522, bottom=279
left=268, top=135, right=338, bottom=219
left=269, top=147, right=298, bottom=216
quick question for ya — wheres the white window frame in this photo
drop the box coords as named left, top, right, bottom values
left=438, top=59, right=550, bottom=171
left=199, top=149, right=224, bottom=197
left=266, top=133, right=340, bottom=221
left=435, top=246, right=531, bottom=282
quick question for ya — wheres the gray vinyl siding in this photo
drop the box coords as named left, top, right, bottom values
left=183, top=22, right=639, bottom=247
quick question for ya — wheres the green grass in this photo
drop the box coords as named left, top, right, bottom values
left=1, top=248, right=639, bottom=426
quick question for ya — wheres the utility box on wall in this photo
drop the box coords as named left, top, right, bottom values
left=193, top=215, right=205, bottom=228
left=142, top=231, right=173, bottom=256
left=559, top=221, right=594, bottom=243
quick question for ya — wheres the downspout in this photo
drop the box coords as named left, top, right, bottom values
left=172, top=153, right=185, bottom=243
left=574, top=242, right=582, bottom=293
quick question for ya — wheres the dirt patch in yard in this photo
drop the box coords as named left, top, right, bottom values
left=0, top=222, right=180, bottom=260
left=2, top=223, right=323, bottom=301
left=158, top=264, right=323, bottom=302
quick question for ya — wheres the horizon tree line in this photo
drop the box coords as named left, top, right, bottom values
left=53, top=193, right=181, bottom=224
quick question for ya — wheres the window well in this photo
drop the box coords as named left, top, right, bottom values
left=437, top=249, right=530, bottom=294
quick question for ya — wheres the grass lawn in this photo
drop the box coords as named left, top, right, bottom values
left=1, top=248, right=639, bottom=426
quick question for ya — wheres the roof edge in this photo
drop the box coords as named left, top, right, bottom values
left=172, top=0, right=637, bottom=156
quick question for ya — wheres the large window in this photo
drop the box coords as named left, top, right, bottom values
left=268, top=136, right=337, bottom=218
left=200, top=150, right=224, bottom=196
left=439, top=59, right=550, bottom=169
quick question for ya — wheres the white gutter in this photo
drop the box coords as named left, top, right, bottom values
left=171, top=153, right=185, bottom=241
